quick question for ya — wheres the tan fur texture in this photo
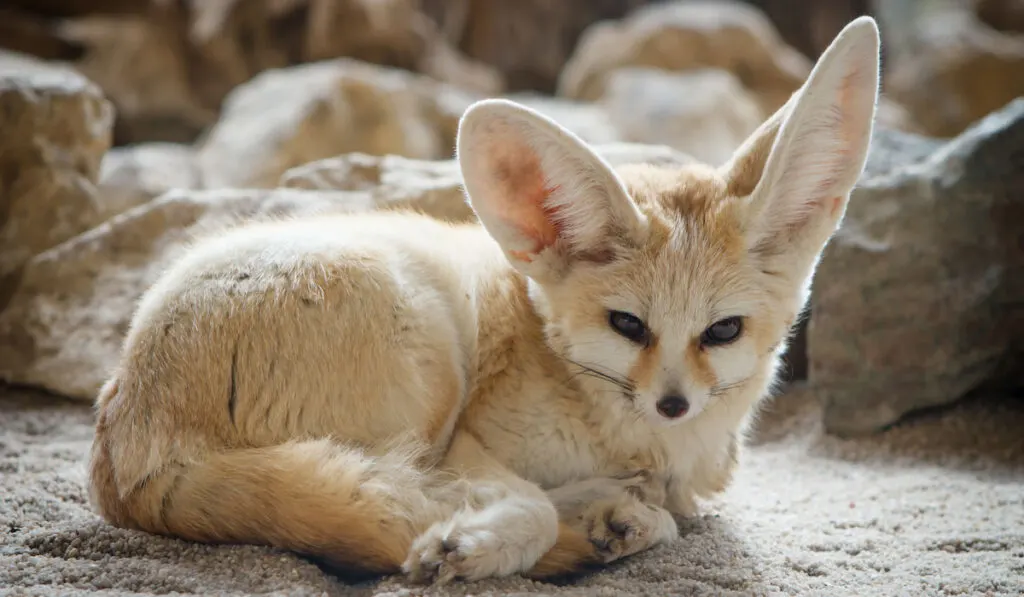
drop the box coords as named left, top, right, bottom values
left=88, top=18, right=882, bottom=585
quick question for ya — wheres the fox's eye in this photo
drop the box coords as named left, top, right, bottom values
left=701, top=317, right=743, bottom=347
left=609, top=310, right=649, bottom=345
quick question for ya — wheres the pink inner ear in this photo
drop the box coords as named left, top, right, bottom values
left=489, top=142, right=563, bottom=255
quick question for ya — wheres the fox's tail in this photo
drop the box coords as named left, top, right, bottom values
left=90, top=433, right=440, bottom=574
left=88, top=386, right=599, bottom=579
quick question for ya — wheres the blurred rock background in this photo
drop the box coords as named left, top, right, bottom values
left=0, top=0, right=1021, bottom=436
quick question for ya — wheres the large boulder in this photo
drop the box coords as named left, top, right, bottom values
left=885, top=7, right=1024, bottom=138
left=156, top=0, right=502, bottom=106
left=98, top=143, right=202, bottom=214
left=8, top=0, right=501, bottom=145
left=279, top=153, right=476, bottom=223
left=557, top=0, right=811, bottom=116
left=600, top=67, right=764, bottom=166
left=809, top=98, right=1024, bottom=436
left=0, top=53, right=114, bottom=284
left=0, top=144, right=693, bottom=401
left=196, top=59, right=478, bottom=189
left=502, top=93, right=623, bottom=145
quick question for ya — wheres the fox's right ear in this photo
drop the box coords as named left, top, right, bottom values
left=721, top=16, right=880, bottom=282
left=456, top=99, right=647, bottom=282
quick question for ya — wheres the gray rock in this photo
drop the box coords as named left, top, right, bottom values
left=557, top=0, right=811, bottom=115
left=196, top=59, right=480, bottom=189
left=809, top=97, right=1024, bottom=436
left=501, top=93, right=623, bottom=145
left=884, top=7, right=1024, bottom=138
left=0, top=53, right=114, bottom=284
left=98, top=143, right=202, bottom=215
left=601, top=67, right=764, bottom=166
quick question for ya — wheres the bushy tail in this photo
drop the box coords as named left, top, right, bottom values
left=90, top=431, right=446, bottom=576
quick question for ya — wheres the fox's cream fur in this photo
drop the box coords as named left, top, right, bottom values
left=88, top=18, right=881, bottom=584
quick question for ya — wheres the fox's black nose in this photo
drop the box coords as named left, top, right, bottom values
left=656, top=394, right=689, bottom=419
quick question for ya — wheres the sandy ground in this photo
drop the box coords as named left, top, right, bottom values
left=2, top=383, right=1022, bottom=597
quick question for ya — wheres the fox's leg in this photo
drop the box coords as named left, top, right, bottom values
left=403, top=431, right=562, bottom=583
left=542, top=472, right=678, bottom=568
left=666, top=434, right=741, bottom=517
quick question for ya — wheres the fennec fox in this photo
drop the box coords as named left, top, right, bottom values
left=88, top=18, right=880, bottom=584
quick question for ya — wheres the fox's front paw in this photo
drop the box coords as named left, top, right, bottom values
left=403, top=507, right=552, bottom=584
left=578, top=493, right=678, bottom=563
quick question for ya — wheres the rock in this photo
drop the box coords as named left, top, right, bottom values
left=503, top=93, right=623, bottom=145
left=288, top=0, right=503, bottom=94
left=98, top=143, right=202, bottom=215
left=155, top=0, right=502, bottom=113
left=27, top=0, right=500, bottom=145
left=885, top=8, right=1024, bottom=138
left=421, top=0, right=653, bottom=92
left=594, top=142, right=697, bottom=168
left=0, top=55, right=114, bottom=284
left=0, top=142, right=694, bottom=401
left=279, top=143, right=696, bottom=203
left=57, top=15, right=217, bottom=144
left=279, top=153, right=474, bottom=223
left=557, top=0, right=812, bottom=115
left=809, top=98, right=1024, bottom=436
left=196, top=59, right=479, bottom=189
left=601, top=68, right=764, bottom=166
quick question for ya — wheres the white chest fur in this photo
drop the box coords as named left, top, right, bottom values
left=464, top=368, right=747, bottom=517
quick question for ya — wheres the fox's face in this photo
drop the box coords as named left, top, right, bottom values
left=458, top=18, right=881, bottom=426
left=526, top=163, right=798, bottom=426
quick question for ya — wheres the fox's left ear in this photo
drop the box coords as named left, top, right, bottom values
left=721, top=16, right=880, bottom=274
left=456, top=99, right=647, bottom=282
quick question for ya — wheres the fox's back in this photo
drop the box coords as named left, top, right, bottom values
left=101, top=210, right=507, bottom=496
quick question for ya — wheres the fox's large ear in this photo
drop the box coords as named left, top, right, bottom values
left=721, top=16, right=880, bottom=276
left=457, top=99, right=646, bottom=281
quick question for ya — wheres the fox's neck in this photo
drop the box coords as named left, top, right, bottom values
left=467, top=257, right=588, bottom=395
left=472, top=263, right=555, bottom=367
left=467, top=260, right=629, bottom=422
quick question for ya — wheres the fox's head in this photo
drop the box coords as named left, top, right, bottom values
left=457, top=18, right=880, bottom=427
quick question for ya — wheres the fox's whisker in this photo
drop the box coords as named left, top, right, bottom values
left=562, top=358, right=636, bottom=392
left=709, top=376, right=753, bottom=397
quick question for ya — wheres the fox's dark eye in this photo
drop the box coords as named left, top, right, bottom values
left=609, top=310, right=649, bottom=345
left=701, top=317, right=743, bottom=347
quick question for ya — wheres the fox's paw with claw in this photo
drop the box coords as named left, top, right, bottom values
left=578, top=493, right=678, bottom=563
left=403, top=507, right=552, bottom=584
